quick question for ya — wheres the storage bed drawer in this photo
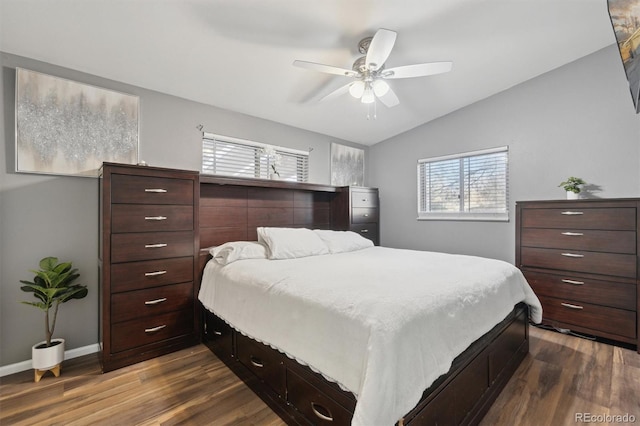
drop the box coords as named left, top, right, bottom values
left=236, top=333, right=286, bottom=397
left=204, top=312, right=233, bottom=358
left=287, top=369, right=353, bottom=425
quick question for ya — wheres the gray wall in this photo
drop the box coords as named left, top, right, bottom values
left=0, top=52, right=364, bottom=367
left=369, top=45, right=640, bottom=263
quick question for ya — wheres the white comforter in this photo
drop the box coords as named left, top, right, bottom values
left=198, top=246, right=542, bottom=426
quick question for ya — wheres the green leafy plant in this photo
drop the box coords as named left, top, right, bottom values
left=558, top=177, right=586, bottom=194
left=20, top=257, right=88, bottom=347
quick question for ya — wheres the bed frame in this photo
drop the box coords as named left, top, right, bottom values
left=197, top=175, right=530, bottom=425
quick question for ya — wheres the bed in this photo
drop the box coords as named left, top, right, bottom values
left=196, top=177, right=541, bottom=425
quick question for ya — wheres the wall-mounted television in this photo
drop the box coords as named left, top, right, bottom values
left=608, top=0, right=640, bottom=113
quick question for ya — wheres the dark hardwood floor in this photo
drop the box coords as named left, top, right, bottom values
left=1, top=326, right=638, bottom=425
left=481, top=326, right=640, bottom=426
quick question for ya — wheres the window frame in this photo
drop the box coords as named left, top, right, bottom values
left=416, top=146, right=509, bottom=222
left=202, top=132, right=309, bottom=182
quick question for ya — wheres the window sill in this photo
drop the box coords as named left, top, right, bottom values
left=417, top=213, right=509, bottom=222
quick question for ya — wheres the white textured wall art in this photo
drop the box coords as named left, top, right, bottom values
left=331, top=142, right=364, bottom=186
left=16, top=68, right=139, bottom=177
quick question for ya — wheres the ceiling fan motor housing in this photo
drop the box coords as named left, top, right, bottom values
left=352, top=56, right=384, bottom=76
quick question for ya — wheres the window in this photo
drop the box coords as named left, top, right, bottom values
left=202, top=133, right=309, bottom=182
left=417, top=146, right=508, bottom=221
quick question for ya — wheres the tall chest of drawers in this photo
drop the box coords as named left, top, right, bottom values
left=333, top=187, right=380, bottom=246
left=99, top=163, right=200, bottom=372
left=516, top=199, right=639, bottom=352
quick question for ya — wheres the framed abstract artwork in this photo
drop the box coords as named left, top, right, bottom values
left=15, top=68, right=139, bottom=177
left=330, top=142, right=364, bottom=186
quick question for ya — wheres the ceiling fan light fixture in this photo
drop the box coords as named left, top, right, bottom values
left=372, top=80, right=390, bottom=97
left=361, top=85, right=375, bottom=104
left=349, top=81, right=365, bottom=98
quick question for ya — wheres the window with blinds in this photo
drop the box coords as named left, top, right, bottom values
left=202, top=133, right=309, bottom=182
left=417, top=146, right=509, bottom=221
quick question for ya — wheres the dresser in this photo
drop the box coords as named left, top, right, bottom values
left=516, top=199, right=639, bottom=352
left=99, top=163, right=200, bottom=372
left=333, top=187, right=380, bottom=245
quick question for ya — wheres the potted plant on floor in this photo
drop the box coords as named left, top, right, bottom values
left=558, top=176, right=586, bottom=200
left=20, top=256, right=88, bottom=381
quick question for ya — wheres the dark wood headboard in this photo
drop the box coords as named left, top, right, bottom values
left=197, top=175, right=347, bottom=275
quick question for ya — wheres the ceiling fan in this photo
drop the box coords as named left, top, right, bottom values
left=293, top=28, right=452, bottom=108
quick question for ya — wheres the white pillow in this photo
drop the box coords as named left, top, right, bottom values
left=209, top=241, right=268, bottom=265
left=257, top=227, right=329, bottom=259
left=313, top=229, right=374, bottom=254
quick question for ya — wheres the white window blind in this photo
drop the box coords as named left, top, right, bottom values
left=202, top=133, right=309, bottom=182
left=417, top=146, right=509, bottom=221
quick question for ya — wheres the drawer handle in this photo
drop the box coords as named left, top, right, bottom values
left=362, top=198, right=368, bottom=202
left=561, top=253, right=584, bottom=258
left=145, top=243, right=168, bottom=248
left=145, top=270, right=167, bottom=277
left=249, top=356, right=264, bottom=368
left=213, top=331, right=223, bottom=336
left=561, top=232, right=583, bottom=236
left=561, top=279, right=584, bottom=285
left=144, top=298, right=167, bottom=305
left=144, top=216, right=168, bottom=221
left=560, top=211, right=583, bottom=215
left=144, top=188, right=167, bottom=193
left=363, top=213, right=370, bottom=217
left=144, top=324, right=167, bottom=333
left=311, top=402, right=334, bottom=422
left=360, top=229, right=369, bottom=233
left=561, top=302, right=584, bottom=310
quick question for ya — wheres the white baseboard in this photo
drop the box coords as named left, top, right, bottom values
left=0, top=343, right=100, bottom=377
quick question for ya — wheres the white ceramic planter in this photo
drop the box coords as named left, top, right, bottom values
left=32, top=338, right=65, bottom=370
left=566, top=191, right=579, bottom=200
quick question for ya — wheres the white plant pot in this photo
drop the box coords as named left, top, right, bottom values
left=566, top=191, right=579, bottom=200
left=32, top=338, right=65, bottom=370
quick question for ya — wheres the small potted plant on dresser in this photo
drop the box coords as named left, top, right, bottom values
left=558, top=176, right=586, bottom=199
left=19, top=257, right=88, bottom=382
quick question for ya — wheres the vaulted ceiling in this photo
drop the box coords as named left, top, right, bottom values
left=1, top=0, right=617, bottom=145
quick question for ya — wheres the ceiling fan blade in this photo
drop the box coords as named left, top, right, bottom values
left=383, top=62, right=453, bottom=79
left=366, top=28, right=397, bottom=71
left=377, top=86, right=400, bottom=108
left=318, top=83, right=352, bottom=102
left=293, top=60, right=358, bottom=77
